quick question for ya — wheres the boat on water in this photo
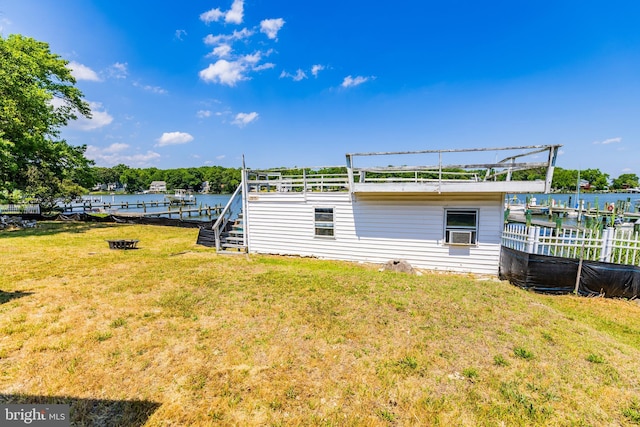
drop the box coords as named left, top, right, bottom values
left=504, top=196, right=549, bottom=215
left=165, top=189, right=195, bottom=204
left=505, top=195, right=526, bottom=213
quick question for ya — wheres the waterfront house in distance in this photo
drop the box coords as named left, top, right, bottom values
left=149, top=181, right=167, bottom=193
left=211, top=145, right=560, bottom=275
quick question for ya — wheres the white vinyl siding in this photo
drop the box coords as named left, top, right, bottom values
left=245, top=192, right=503, bottom=275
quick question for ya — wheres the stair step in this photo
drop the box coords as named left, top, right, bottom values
left=222, top=243, right=246, bottom=249
left=223, top=237, right=244, bottom=244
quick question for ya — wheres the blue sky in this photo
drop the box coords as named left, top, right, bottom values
left=1, top=1, right=639, bottom=178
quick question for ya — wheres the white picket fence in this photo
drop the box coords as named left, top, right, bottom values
left=502, top=223, right=640, bottom=266
left=0, top=204, right=41, bottom=214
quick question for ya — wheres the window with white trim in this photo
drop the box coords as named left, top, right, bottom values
left=444, top=209, right=478, bottom=245
left=314, top=207, right=334, bottom=237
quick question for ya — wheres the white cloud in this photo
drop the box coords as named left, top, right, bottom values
left=197, top=110, right=212, bottom=118
left=260, top=18, right=285, bottom=40
left=201, top=0, right=244, bottom=24
left=108, top=62, right=128, bottom=79
left=133, top=81, right=168, bottom=95
left=232, top=112, right=259, bottom=127
left=156, top=131, right=194, bottom=147
left=216, top=155, right=226, bottom=160
left=254, top=62, right=275, bottom=71
left=211, top=44, right=232, bottom=58
left=242, top=52, right=262, bottom=65
left=68, top=61, right=101, bottom=81
left=175, top=29, right=187, bottom=40
left=204, top=34, right=223, bottom=45
left=311, top=64, right=325, bottom=77
left=341, top=75, right=373, bottom=88
left=103, top=142, right=129, bottom=153
left=85, top=144, right=161, bottom=167
left=200, top=8, right=224, bottom=23
left=199, top=59, right=248, bottom=86
left=0, top=17, right=11, bottom=33
left=226, top=0, right=244, bottom=24
left=204, top=28, right=253, bottom=46
left=71, top=101, right=114, bottom=131
left=593, top=137, right=622, bottom=145
left=198, top=3, right=281, bottom=87
left=280, top=69, right=307, bottom=81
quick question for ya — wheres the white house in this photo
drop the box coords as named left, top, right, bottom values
left=149, top=181, right=167, bottom=193
left=211, top=145, right=560, bottom=275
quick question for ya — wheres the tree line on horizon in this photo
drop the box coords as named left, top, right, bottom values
left=512, top=167, right=638, bottom=191
left=92, top=164, right=242, bottom=194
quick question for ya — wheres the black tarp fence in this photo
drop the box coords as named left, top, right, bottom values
left=500, top=246, right=640, bottom=298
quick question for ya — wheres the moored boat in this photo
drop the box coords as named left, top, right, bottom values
left=165, top=189, right=195, bottom=204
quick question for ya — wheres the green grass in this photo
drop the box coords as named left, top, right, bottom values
left=1, top=221, right=640, bottom=425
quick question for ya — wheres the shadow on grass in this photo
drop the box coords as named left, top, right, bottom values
left=0, top=221, right=114, bottom=239
left=0, top=290, right=33, bottom=304
left=0, top=394, right=161, bottom=426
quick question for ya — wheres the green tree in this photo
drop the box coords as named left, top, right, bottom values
left=120, top=168, right=146, bottom=193
left=611, top=173, right=639, bottom=190
left=579, top=168, right=610, bottom=191
left=0, top=34, right=92, bottom=207
left=551, top=168, right=578, bottom=191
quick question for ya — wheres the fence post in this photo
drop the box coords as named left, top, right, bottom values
left=526, top=226, right=537, bottom=254
left=600, top=227, right=614, bottom=263
left=574, top=246, right=584, bottom=295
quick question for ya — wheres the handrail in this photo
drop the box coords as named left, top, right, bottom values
left=212, top=183, right=243, bottom=251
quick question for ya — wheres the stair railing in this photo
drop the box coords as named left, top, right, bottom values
left=212, top=183, right=243, bottom=251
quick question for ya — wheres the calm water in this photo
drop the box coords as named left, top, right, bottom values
left=66, top=193, right=232, bottom=220
left=508, top=193, right=640, bottom=210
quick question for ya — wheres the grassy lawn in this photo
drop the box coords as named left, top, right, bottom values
left=1, top=222, right=640, bottom=426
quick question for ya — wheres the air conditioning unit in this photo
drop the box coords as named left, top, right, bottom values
left=449, top=230, right=473, bottom=245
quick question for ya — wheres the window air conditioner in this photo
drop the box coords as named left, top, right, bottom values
left=449, top=230, right=473, bottom=245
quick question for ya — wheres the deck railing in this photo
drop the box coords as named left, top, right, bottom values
left=502, top=223, right=640, bottom=266
left=245, top=145, right=561, bottom=193
left=247, top=172, right=350, bottom=193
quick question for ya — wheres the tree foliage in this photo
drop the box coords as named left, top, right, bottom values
left=0, top=34, right=92, bottom=208
left=611, top=173, right=639, bottom=190
left=88, top=165, right=242, bottom=194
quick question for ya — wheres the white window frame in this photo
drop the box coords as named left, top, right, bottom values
left=444, top=209, right=478, bottom=245
left=314, top=207, right=335, bottom=238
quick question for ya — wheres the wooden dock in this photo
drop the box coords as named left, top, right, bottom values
left=60, top=199, right=223, bottom=220
left=114, top=205, right=223, bottom=219
left=60, top=199, right=196, bottom=212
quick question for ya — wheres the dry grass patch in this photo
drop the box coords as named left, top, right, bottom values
left=1, top=221, right=640, bottom=425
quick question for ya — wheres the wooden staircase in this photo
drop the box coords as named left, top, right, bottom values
left=219, top=212, right=245, bottom=252
left=195, top=182, right=246, bottom=253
